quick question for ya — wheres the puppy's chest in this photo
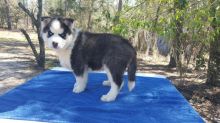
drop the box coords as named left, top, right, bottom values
left=57, top=50, right=72, bottom=70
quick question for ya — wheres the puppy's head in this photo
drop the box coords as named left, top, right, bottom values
left=41, top=17, right=76, bottom=50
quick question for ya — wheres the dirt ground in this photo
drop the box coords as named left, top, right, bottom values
left=0, top=30, right=219, bottom=123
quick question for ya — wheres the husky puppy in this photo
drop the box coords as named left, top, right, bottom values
left=40, top=17, right=137, bottom=102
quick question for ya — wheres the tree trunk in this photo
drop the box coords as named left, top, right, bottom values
left=153, top=4, right=161, bottom=29
left=168, top=55, right=177, bottom=68
left=87, top=11, right=92, bottom=31
left=173, top=18, right=182, bottom=70
left=206, top=0, right=220, bottom=86
left=36, top=0, right=45, bottom=69
left=78, top=0, right=83, bottom=27
left=149, top=4, right=161, bottom=56
left=87, top=0, right=95, bottom=31
left=64, top=0, right=67, bottom=16
left=4, top=0, right=12, bottom=30
left=207, top=38, right=220, bottom=86
left=114, top=0, right=122, bottom=25
left=168, top=0, right=187, bottom=73
left=18, top=0, right=45, bottom=69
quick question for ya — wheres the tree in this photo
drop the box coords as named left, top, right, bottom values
left=4, top=0, right=12, bottom=30
left=18, top=0, right=45, bottom=69
left=114, top=0, right=122, bottom=25
left=87, top=0, right=95, bottom=31
left=168, top=0, right=187, bottom=72
left=0, top=1, right=6, bottom=28
left=207, top=0, right=220, bottom=86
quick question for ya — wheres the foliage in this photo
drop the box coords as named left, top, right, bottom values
left=0, top=0, right=24, bottom=29
left=0, top=0, right=219, bottom=84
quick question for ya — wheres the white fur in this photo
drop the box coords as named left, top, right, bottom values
left=41, top=30, right=49, bottom=48
left=101, top=82, right=119, bottom=102
left=73, top=67, right=88, bottom=93
left=128, top=81, right=135, bottom=91
left=101, top=65, right=119, bottom=102
left=120, top=81, right=124, bottom=90
left=56, top=49, right=72, bottom=70
left=65, top=29, right=79, bottom=49
left=102, top=80, right=111, bottom=86
left=55, top=29, right=79, bottom=69
left=51, top=36, right=65, bottom=48
left=103, top=80, right=124, bottom=90
left=51, top=20, right=63, bottom=33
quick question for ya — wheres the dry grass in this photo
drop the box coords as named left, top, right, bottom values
left=0, top=29, right=37, bottom=42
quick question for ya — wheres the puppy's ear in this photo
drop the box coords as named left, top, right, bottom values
left=40, top=17, right=51, bottom=34
left=41, top=16, right=51, bottom=24
left=63, top=18, right=75, bottom=29
left=41, top=16, right=51, bottom=34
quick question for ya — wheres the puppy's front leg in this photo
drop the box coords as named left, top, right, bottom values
left=73, top=68, right=88, bottom=93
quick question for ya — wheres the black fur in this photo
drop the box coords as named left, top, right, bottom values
left=71, top=31, right=137, bottom=87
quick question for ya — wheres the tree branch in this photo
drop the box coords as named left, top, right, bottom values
left=20, top=29, right=39, bottom=63
left=153, top=4, right=161, bottom=29
left=18, top=2, right=37, bottom=25
left=123, top=1, right=146, bottom=14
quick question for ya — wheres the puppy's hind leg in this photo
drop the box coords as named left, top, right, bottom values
left=102, top=67, right=111, bottom=86
left=101, top=65, right=122, bottom=102
left=102, top=80, right=111, bottom=86
left=102, top=67, right=124, bottom=88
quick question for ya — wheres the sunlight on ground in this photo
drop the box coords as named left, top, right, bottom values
left=0, top=30, right=37, bottom=42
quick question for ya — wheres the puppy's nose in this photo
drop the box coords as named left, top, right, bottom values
left=52, top=42, right=58, bottom=48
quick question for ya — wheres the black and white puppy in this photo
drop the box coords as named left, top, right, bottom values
left=40, top=17, right=137, bottom=102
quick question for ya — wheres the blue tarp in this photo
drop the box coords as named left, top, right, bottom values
left=0, top=70, right=204, bottom=123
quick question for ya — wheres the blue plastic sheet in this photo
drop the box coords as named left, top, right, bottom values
left=0, top=70, right=204, bottom=123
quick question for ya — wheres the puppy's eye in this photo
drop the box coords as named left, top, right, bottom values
left=48, top=30, right=54, bottom=37
left=59, top=32, right=66, bottom=39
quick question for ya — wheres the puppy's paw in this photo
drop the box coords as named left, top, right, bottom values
left=101, top=94, right=116, bottom=102
left=102, top=80, right=111, bottom=86
left=72, top=84, right=86, bottom=93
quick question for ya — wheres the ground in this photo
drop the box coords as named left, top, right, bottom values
left=0, top=30, right=219, bottom=123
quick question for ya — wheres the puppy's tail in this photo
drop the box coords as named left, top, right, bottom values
left=127, top=55, right=137, bottom=91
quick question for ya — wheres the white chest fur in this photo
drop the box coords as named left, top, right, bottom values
left=56, top=49, right=72, bottom=70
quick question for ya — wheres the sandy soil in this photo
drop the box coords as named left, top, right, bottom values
left=0, top=30, right=219, bottom=123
